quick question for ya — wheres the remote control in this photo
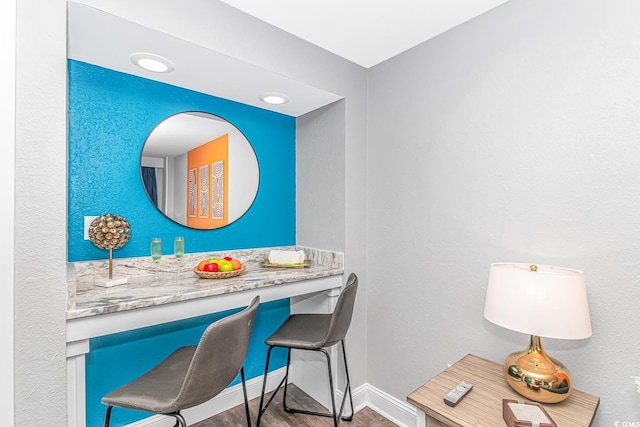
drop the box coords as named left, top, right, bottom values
left=444, top=381, right=473, bottom=407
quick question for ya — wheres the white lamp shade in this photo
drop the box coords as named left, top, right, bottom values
left=483, top=263, right=592, bottom=339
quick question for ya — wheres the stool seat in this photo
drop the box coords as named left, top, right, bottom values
left=265, top=313, right=332, bottom=349
left=102, top=346, right=196, bottom=414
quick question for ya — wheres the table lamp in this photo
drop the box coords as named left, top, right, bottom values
left=483, top=263, right=592, bottom=403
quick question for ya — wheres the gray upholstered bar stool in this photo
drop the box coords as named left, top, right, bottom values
left=257, top=273, right=358, bottom=427
left=102, top=295, right=260, bottom=427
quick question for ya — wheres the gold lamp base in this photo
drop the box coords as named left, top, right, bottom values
left=503, top=335, right=572, bottom=404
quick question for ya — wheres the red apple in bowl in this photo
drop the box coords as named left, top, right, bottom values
left=203, top=262, right=219, bottom=272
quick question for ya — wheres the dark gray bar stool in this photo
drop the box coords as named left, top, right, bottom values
left=102, top=295, right=260, bottom=427
left=257, top=273, right=358, bottom=427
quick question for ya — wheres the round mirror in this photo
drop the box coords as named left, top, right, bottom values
left=140, top=112, right=259, bottom=229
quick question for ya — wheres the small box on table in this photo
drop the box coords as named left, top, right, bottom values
left=502, top=399, right=557, bottom=427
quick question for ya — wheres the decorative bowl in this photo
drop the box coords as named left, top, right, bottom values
left=193, top=265, right=246, bottom=279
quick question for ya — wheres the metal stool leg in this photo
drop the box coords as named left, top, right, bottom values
left=339, top=340, right=354, bottom=421
left=104, top=406, right=113, bottom=427
left=240, top=367, right=252, bottom=426
left=282, top=348, right=293, bottom=413
left=169, top=412, right=186, bottom=427
left=257, top=346, right=290, bottom=427
left=281, top=344, right=353, bottom=425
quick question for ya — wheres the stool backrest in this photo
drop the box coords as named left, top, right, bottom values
left=174, top=295, right=260, bottom=409
left=324, top=273, right=358, bottom=347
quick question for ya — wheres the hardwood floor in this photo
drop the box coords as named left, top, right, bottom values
left=193, top=384, right=398, bottom=427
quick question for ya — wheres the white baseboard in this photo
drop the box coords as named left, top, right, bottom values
left=349, top=383, right=417, bottom=427
left=123, top=372, right=418, bottom=427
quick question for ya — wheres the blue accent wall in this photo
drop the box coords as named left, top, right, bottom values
left=86, top=299, right=290, bottom=427
left=69, top=61, right=297, bottom=425
left=68, top=60, right=296, bottom=262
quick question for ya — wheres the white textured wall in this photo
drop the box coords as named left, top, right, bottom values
left=14, top=0, right=68, bottom=425
left=2, top=0, right=16, bottom=425
left=297, top=101, right=346, bottom=252
left=367, top=0, right=640, bottom=424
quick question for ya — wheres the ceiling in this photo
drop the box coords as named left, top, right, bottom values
left=218, top=0, right=510, bottom=68
left=68, top=2, right=343, bottom=117
left=68, top=1, right=510, bottom=118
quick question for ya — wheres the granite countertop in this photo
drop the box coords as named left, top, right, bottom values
left=67, top=246, right=343, bottom=320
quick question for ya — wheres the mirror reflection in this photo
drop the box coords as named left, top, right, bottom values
left=140, top=112, right=259, bottom=229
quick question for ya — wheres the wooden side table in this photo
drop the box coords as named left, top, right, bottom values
left=407, top=354, right=599, bottom=427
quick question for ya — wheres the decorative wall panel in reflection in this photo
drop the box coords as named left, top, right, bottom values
left=188, top=168, right=197, bottom=218
left=199, top=164, right=209, bottom=218
left=212, top=160, right=224, bottom=220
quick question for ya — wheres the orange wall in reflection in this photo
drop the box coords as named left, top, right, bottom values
left=187, top=134, right=229, bottom=229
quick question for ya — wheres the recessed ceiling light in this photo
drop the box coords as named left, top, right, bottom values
left=130, top=52, right=175, bottom=73
left=259, top=92, right=289, bottom=105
